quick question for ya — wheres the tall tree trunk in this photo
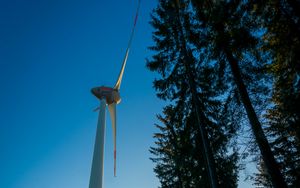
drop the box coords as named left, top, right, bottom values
left=224, top=49, right=288, bottom=188
left=174, top=5, right=219, bottom=187
left=189, top=68, right=219, bottom=188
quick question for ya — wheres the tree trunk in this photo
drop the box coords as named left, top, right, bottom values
left=190, top=73, right=219, bottom=188
left=174, top=3, right=219, bottom=187
left=224, top=49, right=288, bottom=188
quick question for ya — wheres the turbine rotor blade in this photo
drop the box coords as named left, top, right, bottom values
left=114, top=0, right=141, bottom=90
left=114, top=50, right=129, bottom=90
left=108, top=103, right=117, bottom=177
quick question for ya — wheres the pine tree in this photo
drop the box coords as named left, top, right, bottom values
left=150, top=104, right=239, bottom=188
left=148, top=0, right=238, bottom=187
left=248, top=1, right=300, bottom=186
left=190, top=0, right=288, bottom=187
left=150, top=105, right=192, bottom=188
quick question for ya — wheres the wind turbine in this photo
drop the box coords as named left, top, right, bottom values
left=88, top=1, right=140, bottom=188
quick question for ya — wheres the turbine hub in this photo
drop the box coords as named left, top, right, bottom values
left=91, top=86, right=121, bottom=104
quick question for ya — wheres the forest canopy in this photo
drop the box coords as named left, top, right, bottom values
left=147, top=0, right=300, bottom=187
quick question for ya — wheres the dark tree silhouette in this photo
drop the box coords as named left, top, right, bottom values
left=148, top=0, right=238, bottom=187
left=248, top=0, right=300, bottom=186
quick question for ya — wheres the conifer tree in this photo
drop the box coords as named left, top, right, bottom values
left=248, top=1, right=300, bottom=186
left=148, top=0, right=238, bottom=187
left=190, top=0, right=287, bottom=187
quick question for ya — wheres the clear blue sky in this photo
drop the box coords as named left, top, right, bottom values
left=0, top=0, right=254, bottom=187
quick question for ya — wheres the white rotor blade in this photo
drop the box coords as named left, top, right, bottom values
left=113, top=0, right=140, bottom=90
left=114, top=50, right=129, bottom=90
left=108, top=103, right=117, bottom=177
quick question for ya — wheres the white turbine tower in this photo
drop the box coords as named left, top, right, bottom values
left=89, top=1, right=140, bottom=188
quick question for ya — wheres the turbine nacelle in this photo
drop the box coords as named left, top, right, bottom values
left=91, top=86, right=121, bottom=104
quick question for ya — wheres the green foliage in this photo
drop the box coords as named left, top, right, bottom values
left=248, top=0, right=300, bottom=186
left=148, top=0, right=300, bottom=187
left=148, top=0, right=239, bottom=187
